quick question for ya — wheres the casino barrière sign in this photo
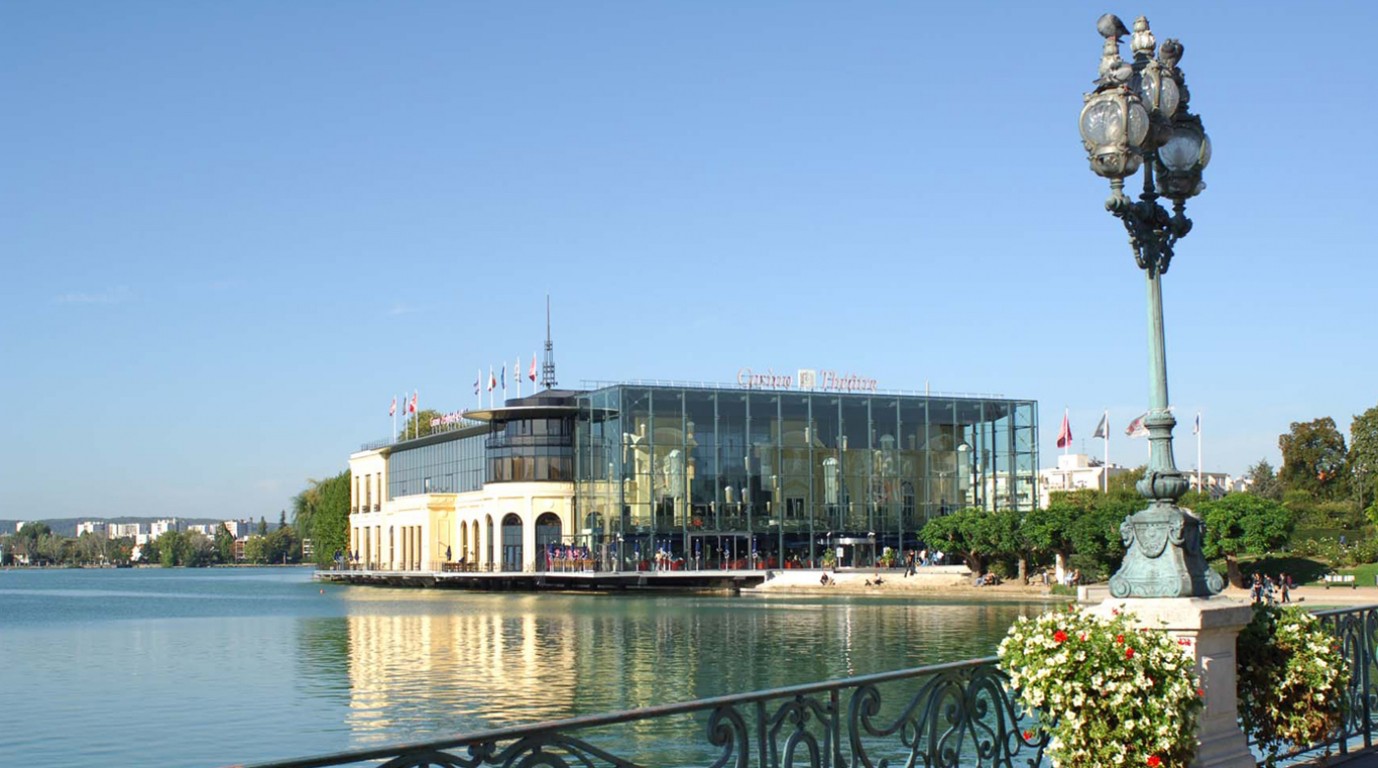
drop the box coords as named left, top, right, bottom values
left=736, top=367, right=878, bottom=393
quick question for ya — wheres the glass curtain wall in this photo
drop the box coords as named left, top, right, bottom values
left=575, top=386, right=1036, bottom=571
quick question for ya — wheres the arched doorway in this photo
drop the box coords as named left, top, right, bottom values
left=471, top=520, right=479, bottom=565
left=501, top=514, right=523, bottom=572
left=535, top=512, right=562, bottom=571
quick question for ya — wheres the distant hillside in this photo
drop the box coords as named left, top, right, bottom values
left=2, top=517, right=234, bottom=538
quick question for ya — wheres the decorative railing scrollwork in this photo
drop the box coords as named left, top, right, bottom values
left=238, top=604, right=1378, bottom=768
left=238, top=658, right=1047, bottom=768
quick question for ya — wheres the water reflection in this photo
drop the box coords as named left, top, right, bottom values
left=306, top=591, right=1048, bottom=750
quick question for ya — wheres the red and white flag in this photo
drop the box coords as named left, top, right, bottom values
left=389, top=396, right=397, bottom=417
left=488, top=367, right=496, bottom=392
left=408, top=391, right=417, bottom=414
left=529, top=352, right=537, bottom=383
left=1125, top=413, right=1148, bottom=438
left=1055, top=410, right=1072, bottom=448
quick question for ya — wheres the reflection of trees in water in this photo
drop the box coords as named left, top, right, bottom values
left=295, top=617, right=351, bottom=699
left=329, top=594, right=1045, bottom=752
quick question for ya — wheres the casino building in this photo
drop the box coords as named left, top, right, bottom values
left=348, top=376, right=1037, bottom=574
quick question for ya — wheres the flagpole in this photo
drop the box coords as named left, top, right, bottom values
left=1103, top=409, right=1109, bottom=493
left=392, top=398, right=396, bottom=441
left=516, top=356, right=522, bottom=399
left=1197, top=412, right=1203, bottom=497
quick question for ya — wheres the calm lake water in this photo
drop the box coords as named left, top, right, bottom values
left=0, top=567, right=1050, bottom=768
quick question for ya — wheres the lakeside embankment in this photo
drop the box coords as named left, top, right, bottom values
left=750, top=568, right=1378, bottom=608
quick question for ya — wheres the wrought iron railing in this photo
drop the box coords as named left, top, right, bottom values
left=1307, top=605, right=1378, bottom=758
left=236, top=657, right=1049, bottom=768
left=236, top=604, right=1378, bottom=768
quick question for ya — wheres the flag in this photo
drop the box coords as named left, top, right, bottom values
left=1193, top=413, right=1201, bottom=435
left=488, top=367, right=496, bottom=392
left=501, top=364, right=507, bottom=391
left=514, top=357, right=521, bottom=383
left=529, top=352, right=537, bottom=382
left=389, top=396, right=396, bottom=417
left=474, top=371, right=481, bottom=396
left=1126, top=413, right=1148, bottom=438
left=1092, top=412, right=1108, bottom=439
left=408, top=391, right=417, bottom=414
left=1055, top=410, right=1071, bottom=448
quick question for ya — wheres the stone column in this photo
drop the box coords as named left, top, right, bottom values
left=1090, top=597, right=1253, bottom=768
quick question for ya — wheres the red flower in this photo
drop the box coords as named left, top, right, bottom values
left=1125, top=647, right=1135, bottom=659
left=1147, top=756, right=1162, bottom=767
left=1078, top=633, right=1087, bottom=642
left=1115, top=634, right=1125, bottom=644
left=1197, top=688, right=1206, bottom=698
left=1023, top=730, right=1033, bottom=740
left=1054, top=630, right=1068, bottom=643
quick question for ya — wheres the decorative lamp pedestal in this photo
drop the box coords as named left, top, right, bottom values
left=1089, top=597, right=1255, bottom=768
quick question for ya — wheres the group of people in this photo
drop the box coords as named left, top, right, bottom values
left=1249, top=572, right=1292, bottom=604
left=545, top=545, right=594, bottom=572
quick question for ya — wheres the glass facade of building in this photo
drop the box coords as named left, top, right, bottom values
left=574, top=385, right=1036, bottom=569
left=388, top=431, right=487, bottom=498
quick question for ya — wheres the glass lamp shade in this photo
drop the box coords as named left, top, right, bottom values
left=1079, top=90, right=1148, bottom=179
left=1139, top=69, right=1179, bottom=120
left=1159, top=124, right=1207, bottom=172
left=1155, top=119, right=1211, bottom=199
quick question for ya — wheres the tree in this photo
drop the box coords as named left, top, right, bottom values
left=1279, top=418, right=1349, bottom=500
left=242, top=535, right=267, bottom=564
left=1350, top=405, right=1378, bottom=511
left=1199, top=493, right=1297, bottom=588
left=1245, top=459, right=1283, bottom=501
left=1023, top=490, right=1097, bottom=581
left=400, top=409, right=444, bottom=440
left=919, top=507, right=1019, bottom=575
left=157, top=530, right=181, bottom=567
left=309, top=470, right=351, bottom=567
left=278, top=509, right=287, bottom=530
left=258, top=517, right=268, bottom=537
left=214, top=523, right=235, bottom=564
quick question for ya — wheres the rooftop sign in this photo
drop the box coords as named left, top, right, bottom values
left=736, top=367, right=878, bottom=393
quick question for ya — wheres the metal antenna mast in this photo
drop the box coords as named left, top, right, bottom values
left=541, top=295, right=557, bottom=390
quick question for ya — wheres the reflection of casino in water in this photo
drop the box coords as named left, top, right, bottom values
left=348, top=366, right=1037, bottom=573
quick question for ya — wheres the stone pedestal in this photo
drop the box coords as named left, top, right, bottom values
left=1089, top=597, right=1254, bottom=768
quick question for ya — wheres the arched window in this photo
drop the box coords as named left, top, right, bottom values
left=535, top=513, right=562, bottom=572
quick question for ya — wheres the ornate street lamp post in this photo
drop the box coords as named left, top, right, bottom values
left=1080, top=15, right=1220, bottom=598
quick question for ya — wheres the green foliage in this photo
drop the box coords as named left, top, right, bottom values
left=1199, top=493, right=1296, bottom=587
left=1200, top=494, right=1296, bottom=559
left=1279, top=417, right=1349, bottom=501
left=214, top=523, right=235, bottom=564
left=1351, top=404, right=1378, bottom=510
left=290, top=470, right=351, bottom=566
left=310, top=471, right=351, bottom=566
left=1106, top=466, right=1146, bottom=495
left=1246, top=459, right=1283, bottom=501
left=243, top=535, right=267, bottom=564
left=1236, top=603, right=1348, bottom=766
left=401, top=408, right=444, bottom=440
left=919, top=507, right=1018, bottom=574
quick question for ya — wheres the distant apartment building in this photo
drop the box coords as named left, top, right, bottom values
left=222, top=519, right=258, bottom=539
left=184, top=523, right=216, bottom=537
left=149, top=519, right=179, bottom=538
left=76, top=521, right=108, bottom=537
left=108, top=523, right=142, bottom=539
left=1037, top=453, right=1133, bottom=508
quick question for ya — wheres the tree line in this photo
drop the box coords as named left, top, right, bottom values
left=0, top=469, right=351, bottom=568
left=920, top=403, right=1378, bottom=585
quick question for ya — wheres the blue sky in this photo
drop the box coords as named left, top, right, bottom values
left=3, top=2, right=1375, bottom=522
